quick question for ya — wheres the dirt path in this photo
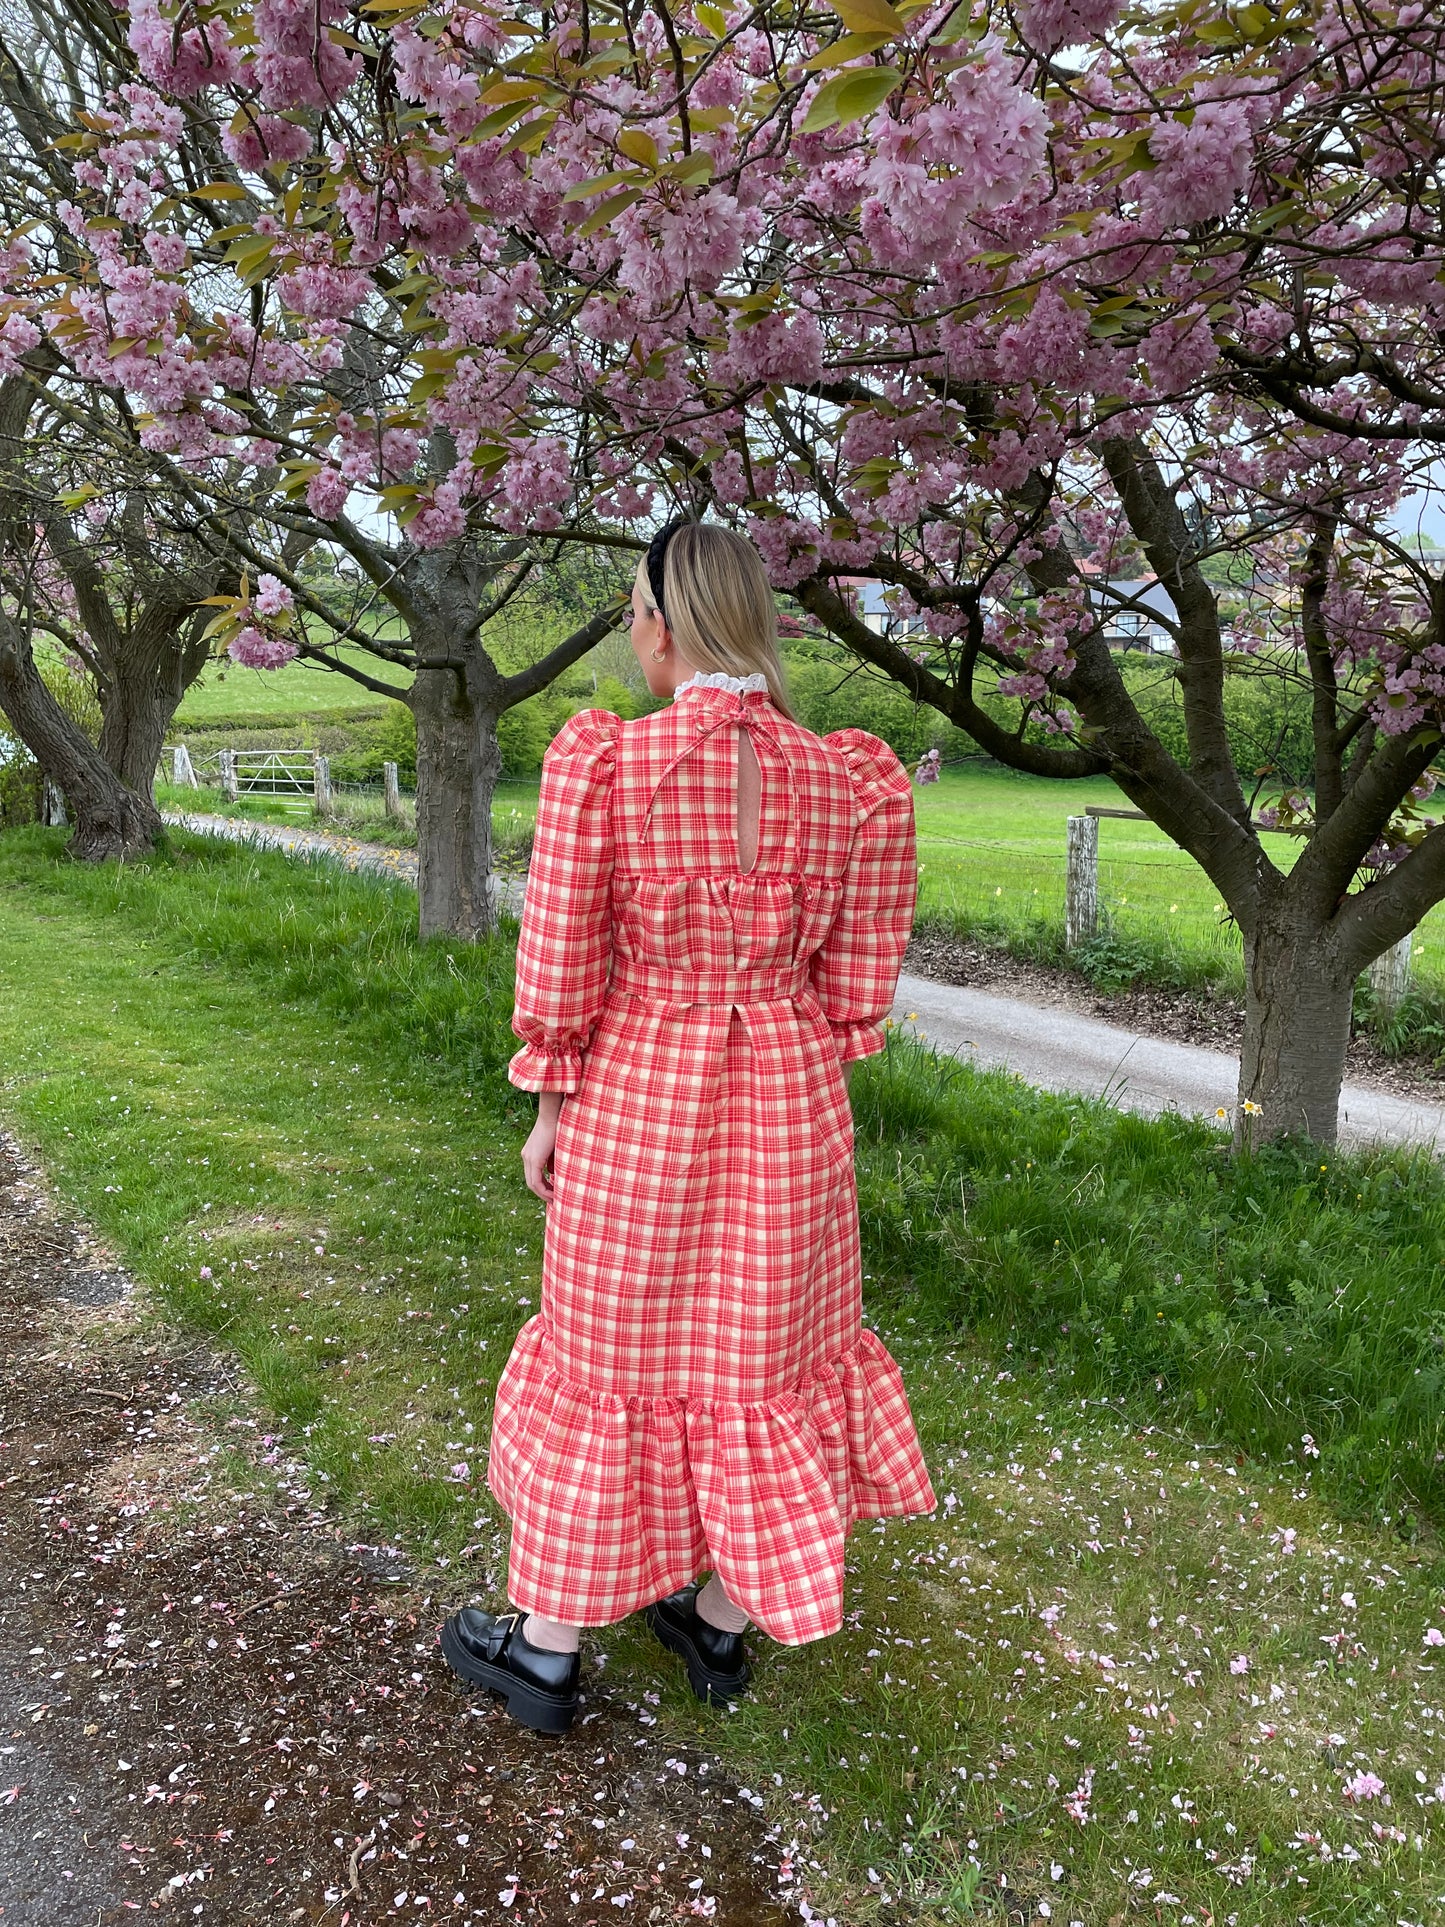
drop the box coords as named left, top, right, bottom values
left=0, top=1136, right=798, bottom=1925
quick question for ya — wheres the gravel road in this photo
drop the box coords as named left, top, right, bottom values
left=892, top=970, right=1445, bottom=1148
left=161, top=810, right=525, bottom=912
left=165, top=811, right=1445, bottom=1149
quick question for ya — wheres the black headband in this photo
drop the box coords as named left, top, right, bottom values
left=644, top=515, right=693, bottom=621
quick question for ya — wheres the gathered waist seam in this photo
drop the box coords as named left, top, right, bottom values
left=608, top=966, right=813, bottom=1008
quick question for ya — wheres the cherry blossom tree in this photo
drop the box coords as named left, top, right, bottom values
left=5, top=0, right=1445, bottom=1128
left=0, top=366, right=164, bottom=855
left=0, top=0, right=626, bottom=930
left=0, top=388, right=239, bottom=808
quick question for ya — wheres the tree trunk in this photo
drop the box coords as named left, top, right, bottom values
left=94, top=607, right=211, bottom=809
left=1237, top=905, right=1354, bottom=1146
left=0, top=614, right=159, bottom=859
left=411, top=657, right=501, bottom=941
left=98, top=667, right=181, bottom=808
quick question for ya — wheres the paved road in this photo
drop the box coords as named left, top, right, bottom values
left=166, top=811, right=1445, bottom=1149
left=0, top=1624, right=124, bottom=1924
left=891, top=971, right=1445, bottom=1150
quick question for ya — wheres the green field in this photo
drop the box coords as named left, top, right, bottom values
left=173, top=646, right=408, bottom=725
left=3, top=830, right=1445, bottom=1920
left=274, top=761, right=1436, bottom=997
left=160, top=640, right=1445, bottom=1004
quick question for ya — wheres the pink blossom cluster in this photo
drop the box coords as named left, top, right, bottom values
left=228, top=627, right=297, bottom=670
left=0, top=0, right=1438, bottom=758
left=1143, top=96, right=1256, bottom=228
left=861, top=41, right=1048, bottom=264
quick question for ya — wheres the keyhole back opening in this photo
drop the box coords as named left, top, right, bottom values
left=736, top=723, right=761, bottom=876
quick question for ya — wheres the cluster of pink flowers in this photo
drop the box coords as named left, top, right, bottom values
left=0, top=0, right=1433, bottom=769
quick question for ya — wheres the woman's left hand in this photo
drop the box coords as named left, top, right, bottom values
left=522, top=1091, right=565, bottom=1203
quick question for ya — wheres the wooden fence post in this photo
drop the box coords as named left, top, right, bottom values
left=41, top=779, right=67, bottom=827
left=1368, top=932, right=1413, bottom=1018
left=220, top=749, right=238, bottom=802
left=383, top=761, right=402, bottom=819
left=313, top=754, right=333, bottom=817
left=1065, top=814, right=1098, bottom=949
left=171, top=743, right=198, bottom=788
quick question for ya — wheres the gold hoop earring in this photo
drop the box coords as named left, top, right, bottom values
left=650, top=646, right=667, bottom=662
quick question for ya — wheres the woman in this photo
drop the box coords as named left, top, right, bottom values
left=440, top=521, right=935, bottom=1733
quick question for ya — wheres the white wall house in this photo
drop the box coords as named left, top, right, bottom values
left=1095, top=577, right=1177, bottom=651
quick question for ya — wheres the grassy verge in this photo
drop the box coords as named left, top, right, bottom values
left=155, top=780, right=540, bottom=867
left=3, top=830, right=1445, bottom=1921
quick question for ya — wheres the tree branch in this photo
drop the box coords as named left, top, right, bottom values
left=1098, top=435, right=1248, bottom=825
left=795, top=574, right=1109, bottom=778
left=1300, top=509, right=1342, bottom=821
left=500, top=603, right=623, bottom=708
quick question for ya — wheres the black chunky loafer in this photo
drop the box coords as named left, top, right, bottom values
left=645, top=1584, right=752, bottom=1704
left=439, top=1609, right=580, bottom=1734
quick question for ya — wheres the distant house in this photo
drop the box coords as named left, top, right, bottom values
left=1094, top=577, right=1177, bottom=652
left=845, top=579, right=926, bottom=642
left=841, top=572, right=1177, bottom=651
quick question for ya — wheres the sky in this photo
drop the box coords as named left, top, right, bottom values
left=1394, top=493, right=1445, bottom=550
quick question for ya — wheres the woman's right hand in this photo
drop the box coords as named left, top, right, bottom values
left=522, top=1091, right=565, bottom=1203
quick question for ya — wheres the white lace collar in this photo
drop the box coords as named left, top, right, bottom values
left=673, top=670, right=770, bottom=699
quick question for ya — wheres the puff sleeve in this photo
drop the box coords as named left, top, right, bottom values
left=809, top=729, right=918, bottom=1064
left=508, top=710, right=621, bottom=1093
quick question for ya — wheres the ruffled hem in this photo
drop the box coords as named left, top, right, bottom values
left=488, top=1318, right=936, bottom=1645
left=507, top=1040, right=585, bottom=1094
left=830, top=1018, right=887, bottom=1064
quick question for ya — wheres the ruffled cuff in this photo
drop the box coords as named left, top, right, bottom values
left=830, top=1019, right=887, bottom=1064
left=508, top=1042, right=585, bottom=1094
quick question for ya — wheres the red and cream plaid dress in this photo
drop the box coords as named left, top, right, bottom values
left=489, top=680, right=935, bottom=1645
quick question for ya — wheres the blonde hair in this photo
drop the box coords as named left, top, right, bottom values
left=651, top=523, right=796, bottom=720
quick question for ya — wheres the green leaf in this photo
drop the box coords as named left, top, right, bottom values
left=617, top=128, right=658, bottom=168
left=696, top=2, right=728, bottom=33
left=278, top=462, right=321, bottom=498
left=929, top=1, right=973, bottom=42
left=563, top=168, right=641, bottom=203
left=802, top=31, right=893, bottom=70
left=473, top=97, right=536, bottom=141
left=477, top=77, right=547, bottom=104
left=575, top=188, right=644, bottom=238
left=801, top=65, right=902, bottom=134
left=666, top=151, right=715, bottom=187
left=223, top=235, right=277, bottom=269
left=504, top=113, right=555, bottom=155
left=830, top=0, right=904, bottom=32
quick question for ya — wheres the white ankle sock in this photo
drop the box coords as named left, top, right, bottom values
left=521, top=1613, right=580, bottom=1654
left=694, top=1574, right=749, bottom=1634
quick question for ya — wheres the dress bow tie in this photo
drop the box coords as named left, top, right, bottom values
left=639, top=691, right=797, bottom=863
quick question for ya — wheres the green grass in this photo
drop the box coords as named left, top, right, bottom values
left=909, top=761, right=1445, bottom=997
left=350, top=762, right=1445, bottom=999
left=155, top=779, right=539, bottom=864
left=173, top=645, right=409, bottom=725
left=5, top=832, right=1445, bottom=1920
